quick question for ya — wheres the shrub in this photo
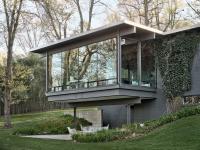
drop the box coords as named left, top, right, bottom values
left=73, top=106, right=200, bottom=143
left=13, top=115, right=91, bottom=135
left=123, top=106, right=200, bottom=134
left=72, top=129, right=132, bottom=143
left=13, top=127, right=40, bottom=135
left=176, top=107, right=200, bottom=119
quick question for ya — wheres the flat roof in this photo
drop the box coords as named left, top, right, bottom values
left=31, top=20, right=200, bottom=53
left=31, top=20, right=163, bottom=53
left=164, top=24, right=200, bottom=35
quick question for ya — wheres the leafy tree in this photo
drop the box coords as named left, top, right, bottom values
left=15, top=54, right=47, bottom=110
left=0, top=53, right=47, bottom=114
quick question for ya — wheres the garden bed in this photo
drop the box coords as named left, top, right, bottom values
left=73, top=106, right=200, bottom=143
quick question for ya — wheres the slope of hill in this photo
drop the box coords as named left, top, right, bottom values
left=0, top=110, right=200, bottom=150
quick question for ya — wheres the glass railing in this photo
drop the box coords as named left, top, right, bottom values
left=48, top=78, right=117, bottom=92
left=121, top=78, right=156, bottom=88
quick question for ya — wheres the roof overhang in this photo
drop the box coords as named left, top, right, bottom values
left=31, top=20, right=200, bottom=54
left=31, top=20, right=163, bottom=54
left=164, top=24, right=200, bottom=35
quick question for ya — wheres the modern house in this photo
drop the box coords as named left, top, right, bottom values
left=31, top=20, right=200, bottom=127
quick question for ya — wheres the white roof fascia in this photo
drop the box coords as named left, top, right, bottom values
left=164, top=24, right=200, bottom=35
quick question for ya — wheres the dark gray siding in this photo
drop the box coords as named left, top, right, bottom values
left=132, top=70, right=167, bottom=122
left=132, top=97, right=166, bottom=122
left=101, top=70, right=167, bottom=126
left=185, top=45, right=200, bottom=96
left=101, top=105, right=127, bottom=128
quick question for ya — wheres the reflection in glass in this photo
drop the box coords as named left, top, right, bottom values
left=51, top=53, right=63, bottom=91
left=121, top=43, right=138, bottom=86
left=141, top=41, right=156, bottom=88
left=79, top=46, right=98, bottom=88
left=47, top=38, right=117, bottom=91
left=62, top=49, right=79, bottom=90
left=97, top=39, right=117, bottom=86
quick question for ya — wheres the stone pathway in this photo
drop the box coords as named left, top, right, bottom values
left=21, top=134, right=72, bottom=141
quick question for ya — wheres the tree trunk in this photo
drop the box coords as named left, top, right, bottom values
left=4, top=45, right=13, bottom=128
left=47, top=54, right=52, bottom=90
left=63, top=51, right=71, bottom=86
left=144, top=0, right=149, bottom=26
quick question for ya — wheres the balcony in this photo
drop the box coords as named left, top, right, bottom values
left=30, top=21, right=162, bottom=105
left=46, top=38, right=157, bottom=105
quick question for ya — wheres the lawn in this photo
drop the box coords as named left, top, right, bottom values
left=0, top=110, right=200, bottom=150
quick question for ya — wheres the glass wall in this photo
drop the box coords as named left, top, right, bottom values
left=62, top=49, right=79, bottom=90
left=50, top=53, right=63, bottom=91
left=121, top=43, right=139, bottom=86
left=121, top=40, right=156, bottom=88
left=141, top=41, right=156, bottom=88
left=48, top=38, right=117, bottom=92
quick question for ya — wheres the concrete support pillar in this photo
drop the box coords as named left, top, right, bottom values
left=73, top=107, right=77, bottom=128
left=73, top=107, right=77, bottom=118
left=126, top=104, right=131, bottom=124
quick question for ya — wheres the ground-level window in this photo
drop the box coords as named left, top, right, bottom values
left=47, top=38, right=117, bottom=92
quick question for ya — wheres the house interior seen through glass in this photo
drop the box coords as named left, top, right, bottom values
left=47, top=38, right=156, bottom=92
left=141, top=41, right=156, bottom=88
left=121, top=40, right=156, bottom=88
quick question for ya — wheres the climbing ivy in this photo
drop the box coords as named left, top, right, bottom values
left=154, top=31, right=200, bottom=100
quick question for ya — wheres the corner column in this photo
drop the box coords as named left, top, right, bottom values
left=117, top=33, right=122, bottom=85
left=45, top=52, right=48, bottom=92
left=137, top=41, right=142, bottom=86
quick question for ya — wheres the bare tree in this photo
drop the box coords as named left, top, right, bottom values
left=118, top=0, right=154, bottom=26
left=118, top=0, right=184, bottom=31
left=162, top=0, right=183, bottom=31
left=105, top=11, right=122, bottom=23
left=187, top=0, right=200, bottom=18
left=71, top=0, right=105, bottom=83
left=73, top=0, right=106, bottom=32
left=34, top=0, right=74, bottom=40
left=1, top=0, right=24, bottom=128
left=17, top=13, right=45, bottom=52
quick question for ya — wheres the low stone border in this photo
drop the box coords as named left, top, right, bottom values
left=21, top=134, right=72, bottom=141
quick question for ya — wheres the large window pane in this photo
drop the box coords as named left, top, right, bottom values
left=51, top=53, right=62, bottom=91
left=141, top=41, right=156, bottom=88
left=47, top=38, right=117, bottom=91
left=79, top=38, right=117, bottom=88
left=62, top=49, right=79, bottom=90
left=79, top=46, right=98, bottom=88
left=121, top=43, right=138, bottom=86
left=97, top=39, right=117, bottom=86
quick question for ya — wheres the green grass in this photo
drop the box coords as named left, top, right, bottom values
left=0, top=111, right=200, bottom=150
left=0, top=110, right=66, bottom=127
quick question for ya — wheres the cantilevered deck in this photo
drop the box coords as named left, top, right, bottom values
left=31, top=20, right=163, bottom=106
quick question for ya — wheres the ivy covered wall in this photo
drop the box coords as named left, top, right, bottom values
left=154, top=31, right=200, bottom=100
